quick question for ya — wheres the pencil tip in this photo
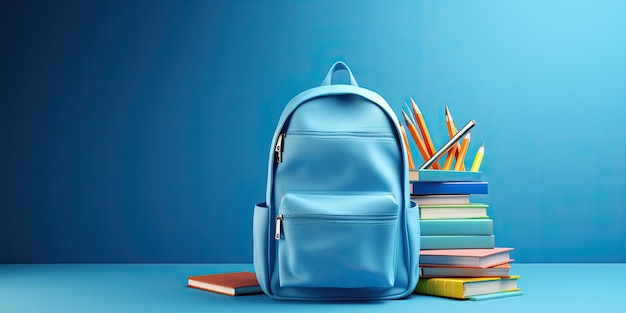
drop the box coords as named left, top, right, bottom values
left=410, top=98, right=420, bottom=112
left=401, top=111, right=414, bottom=125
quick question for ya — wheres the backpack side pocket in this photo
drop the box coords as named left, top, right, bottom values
left=253, top=202, right=270, bottom=295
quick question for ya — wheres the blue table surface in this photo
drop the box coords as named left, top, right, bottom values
left=1, top=263, right=624, bottom=313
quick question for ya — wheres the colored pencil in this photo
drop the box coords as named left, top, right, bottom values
left=402, top=110, right=429, bottom=163
left=443, top=144, right=458, bottom=170
left=471, top=143, right=485, bottom=172
left=454, top=133, right=471, bottom=171
left=446, top=106, right=466, bottom=171
left=411, top=98, right=440, bottom=169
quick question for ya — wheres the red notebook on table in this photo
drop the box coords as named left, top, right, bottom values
left=187, top=271, right=263, bottom=296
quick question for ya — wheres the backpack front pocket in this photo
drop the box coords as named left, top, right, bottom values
left=276, top=192, right=399, bottom=288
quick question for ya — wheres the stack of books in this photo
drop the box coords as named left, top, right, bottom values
left=399, top=99, right=522, bottom=300
left=411, top=169, right=493, bottom=250
left=410, top=169, right=523, bottom=300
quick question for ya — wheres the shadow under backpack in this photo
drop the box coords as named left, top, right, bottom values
left=253, top=62, right=420, bottom=300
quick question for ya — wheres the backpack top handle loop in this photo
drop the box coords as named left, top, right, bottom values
left=320, top=61, right=359, bottom=87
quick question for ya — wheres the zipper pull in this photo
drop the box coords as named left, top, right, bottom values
left=275, top=214, right=283, bottom=240
left=274, top=133, right=285, bottom=163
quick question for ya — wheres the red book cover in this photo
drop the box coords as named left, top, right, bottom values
left=187, top=272, right=262, bottom=296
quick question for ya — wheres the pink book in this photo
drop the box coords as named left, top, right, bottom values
left=420, top=248, right=514, bottom=268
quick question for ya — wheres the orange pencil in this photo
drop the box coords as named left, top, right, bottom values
left=455, top=127, right=466, bottom=170
left=411, top=98, right=440, bottom=169
left=399, top=123, right=416, bottom=170
left=402, top=110, right=430, bottom=164
left=445, top=106, right=465, bottom=170
left=454, top=133, right=471, bottom=171
left=445, top=105, right=456, bottom=139
left=443, top=144, right=457, bottom=170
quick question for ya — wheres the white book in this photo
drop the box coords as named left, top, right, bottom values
left=411, top=194, right=470, bottom=206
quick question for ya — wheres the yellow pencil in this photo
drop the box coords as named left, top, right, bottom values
left=411, top=98, right=440, bottom=169
left=454, top=133, right=471, bottom=171
left=470, top=143, right=485, bottom=172
left=402, top=110, right=430, bottom=164
left=400, top=123, right=416, bottom=170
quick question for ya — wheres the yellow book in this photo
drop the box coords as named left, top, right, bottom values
left=415, top=276, right=520, bottom=300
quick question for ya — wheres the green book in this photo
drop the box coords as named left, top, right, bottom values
left=409, top=169, right=483, bottom=182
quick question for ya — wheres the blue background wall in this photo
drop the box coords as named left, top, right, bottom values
left=2, top=0, right=625, bottom=263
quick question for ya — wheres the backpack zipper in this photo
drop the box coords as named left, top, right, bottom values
left=275, top=130, right=393, bottom=164
left=274, top=133, right=285, bottom=163
left=275, top=214, right=283, bottom=239
left=287, top=129, right=394, bottom=138
left=275, top=213, right=396, bottom=240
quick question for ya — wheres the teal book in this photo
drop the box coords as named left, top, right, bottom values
left=420, top=235, right=495, bottom=250
left=468, top=290, right=523, bottom=301
left=409, top=169, right=483, bottom=182
left=420, top=219, right=493, bottom=236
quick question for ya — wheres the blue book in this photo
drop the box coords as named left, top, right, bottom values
left=409, top=169, right=483, bottom=182
left=420, top=219, right=493, bottom=236
left=411, top=181, right=488, bottom=195
left=420, top=235, right=495, bottom=250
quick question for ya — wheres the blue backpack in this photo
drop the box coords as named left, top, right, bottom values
left=253, top=62, right=420, bottom=300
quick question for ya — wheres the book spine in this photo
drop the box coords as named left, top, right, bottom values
left=420, top=219, right=493, bottom=236
left=415, top=278, right=465, bottom=299
left=420, top=235, right=495, bottom=250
